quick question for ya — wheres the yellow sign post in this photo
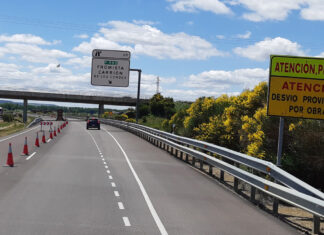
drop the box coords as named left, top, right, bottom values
left=268, top=55, right=324, bottom=120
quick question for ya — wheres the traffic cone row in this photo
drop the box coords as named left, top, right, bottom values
left=5, top=122, right=66, bottom=167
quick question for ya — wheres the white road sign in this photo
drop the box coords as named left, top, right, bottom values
left=91, top=49, right=130, bottom=87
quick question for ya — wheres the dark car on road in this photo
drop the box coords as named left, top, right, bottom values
left=87, top=118, right=100, bottom=130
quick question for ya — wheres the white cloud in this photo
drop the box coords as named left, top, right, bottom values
left=233, top=37, right=306, bottom=61
left=74, top=34, right=89, bottom=39
left=73, top=21, right=223, bottom=60
left=167, top=0, right=324, bottom=22
left=0, top=43, right=74, bottom=64
left=236, top=0, right=324, bottom=22
left=167, top=0, right=232, bottom=15
left=66, top=56, right=91, bottom=68
left=184, top=68, right=268, bottom=91
left=300, top=0, right=324, bottom=20
left=236, top=31, right=251, bottom=39
left=132, top=20, right=157, bottom=25
left=237, top=0, right=303, bottom=22
left=0, top=34, right=51, bottom=45
left=216, top=35, right=226, bottom=39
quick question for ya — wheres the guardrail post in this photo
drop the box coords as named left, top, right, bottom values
left=180, top=151, right=183, bottom=160
left=250, top=186, right=256, bottom=203
left=220, top=170, right=224, bottom=181
left=185, top=153, right=189, bottom=162
left=209, top=165, right=213, bottom=176
left=234, top=177, right=239, bottom=192
left=171, top=147, right=174, bottom=155
left=273, top=198, right=279, bottom=216
left=313, top=215, right=320, bottom=234
left=175, top=149, right=178, bottom=158
left=192, top=156, right=196, bottom=166
left=200, top=159, right=203, bottom=170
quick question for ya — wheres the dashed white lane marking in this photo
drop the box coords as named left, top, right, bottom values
left=111, top=182, right=116, bottom=187
left=103, top=162, right=107, bottom=165
left=26, top=152, right=36, bottom=160
left=123, top=217, right=131, bottom=227
left=106, top=170, right=110, bottom=174
left=104, top=128, right=168, bottom=235
left=105, top=165, right=108, bottom=169
left=108, top=175, right=113, bottom=180
left=118, top=202, right=125, bottom=210
left=47, top=139, right=51, bottom=143
left=114, top=191, right=120, bottom=197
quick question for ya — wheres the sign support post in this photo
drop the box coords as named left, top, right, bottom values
left=130, top=69, right=142, bottom=123
left=276, top=117, right=284, bottom=167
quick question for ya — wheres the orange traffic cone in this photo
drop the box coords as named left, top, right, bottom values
left=50, top=131, right=53, bottom=139
left=54, top=127, right=57, bottom=137
left=35, top=132, right=40, bottom=147
left=42, top=131, right=46, bottom=143
left=7, top=143, right=14, bottom=167
left=22, top=137, right=29, bottom=155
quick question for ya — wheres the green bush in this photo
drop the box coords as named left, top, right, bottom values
left=3, top=113, right=14, bottom=122
left=125, top=118, right=136, bottom=123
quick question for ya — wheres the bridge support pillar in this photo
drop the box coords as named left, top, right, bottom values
left=23, top=99, right=28, bottom=123
left=98, top=104, right=104, bottom=118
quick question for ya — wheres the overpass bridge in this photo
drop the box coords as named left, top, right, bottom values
left=0, top=90, right=148, bottom=122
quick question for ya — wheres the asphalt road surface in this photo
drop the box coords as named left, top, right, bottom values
left=0, top=121, right=298, bottom=235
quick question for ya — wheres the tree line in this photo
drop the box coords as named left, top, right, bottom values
left=151, top=82, right=323, bottom=191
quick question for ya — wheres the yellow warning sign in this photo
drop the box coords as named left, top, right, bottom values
left=268, top=55, right=324, bottom=120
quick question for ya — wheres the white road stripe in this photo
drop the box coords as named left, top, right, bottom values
left=105, top=165, right=108, bottom=169
left=118, top=202, right=125, bottom=210
left=103, top=162, right=107, bottom=165
left=104, top=128, right=168, bottom=235
left=26, top=152, right=36, bottom=160
left=47, top=139, right=51, bottom=143
left=108, top=175, right=113, bottom=180
left=114, top=191, right=120, bottom=197
left=111, top=182, right=116, bottom=187
left=123, top=217, right=131, bottom=227
left=107, top=170, right=110, bottom=174
left=86, top=131, right=102, bottom=153
left=0, top=125, right=39, bottom=142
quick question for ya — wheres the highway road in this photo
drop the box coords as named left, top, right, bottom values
left=0, top=121, right=298, bottom=234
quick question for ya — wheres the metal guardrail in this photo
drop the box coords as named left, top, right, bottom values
left=102, top=119, right=324, bottom=220
left=105, top=119, right=324, bottom=202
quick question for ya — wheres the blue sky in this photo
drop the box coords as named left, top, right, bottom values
left=1, top=0, right=324, bottom=107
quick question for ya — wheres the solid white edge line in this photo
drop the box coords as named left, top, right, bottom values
left=86, top=130, right=102, bottom=153
left=104, top=128, right=168, bottom=235
left=123, top=217, right=131, bottom=227
left=0, top=125, right=39, bottom=142
left=118, top=202, right=125, bottom=210
left=26, top=152, right=36, bottom=160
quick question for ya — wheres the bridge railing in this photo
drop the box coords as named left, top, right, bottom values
left=101, top=119, right=324, bottom=234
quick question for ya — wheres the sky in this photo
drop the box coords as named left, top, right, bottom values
left=1, top=0, right=324, bottom=108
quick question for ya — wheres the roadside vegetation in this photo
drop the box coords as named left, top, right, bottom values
left=108, top=82, right=324, bottom=191
left=0, top=112, right=35, bottom=137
